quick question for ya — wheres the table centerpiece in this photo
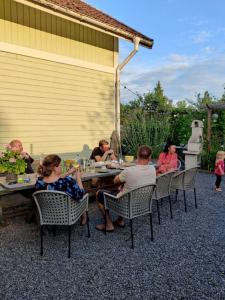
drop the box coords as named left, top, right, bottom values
left=0, top=146, right=27, bottom=182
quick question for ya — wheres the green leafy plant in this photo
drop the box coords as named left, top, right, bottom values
left=0, top=147, right=27, bottom=174
left=122, top=112, right=171, bottom=158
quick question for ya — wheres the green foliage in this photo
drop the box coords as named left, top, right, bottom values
left=170, top=105, right=206, bottom=145
left=122, top=112, right=171, bottom=158
left=121, top=82, right=225, bottom=170
left=201, top=147, right=217, bottom=171
left=0, top=148, right=27, bottom=174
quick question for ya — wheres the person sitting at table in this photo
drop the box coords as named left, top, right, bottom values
left=157, top=143, right=178, bottom=174
left=90, top=139, right=117, bottom=162
left=35, top=154, right=87, bottom=224
left=95, top=145, right=156, bottom=232
left=9, top=139, right=34, bottom=174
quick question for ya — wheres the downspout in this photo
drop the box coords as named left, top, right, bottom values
left=115, top=37, right=141, bottom=136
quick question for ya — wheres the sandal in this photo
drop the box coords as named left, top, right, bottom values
left=95, top=224, right=114, bottom=233
left=113, top=220, right=125, bottom=228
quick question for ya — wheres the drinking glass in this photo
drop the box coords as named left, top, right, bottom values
left=89, top=159, right=95, bottom=173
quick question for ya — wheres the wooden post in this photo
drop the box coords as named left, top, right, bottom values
left=207, top=109, right=212, bottom=151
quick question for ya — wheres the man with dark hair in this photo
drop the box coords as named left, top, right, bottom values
left=96, top=145, right=156, bottom=232
left=90, top=139, right=117, bottom=162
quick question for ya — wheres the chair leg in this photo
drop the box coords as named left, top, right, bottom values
left=194, top=188, right=197, bottom=209
left=175, top=189, right=178, bottom=202
left=168, top=195, right=173, bottom=219
left=156, top=200, right=161, bottom=225
left=86, top=211, right=90, bottom=238
left=104, top=209, right=107, bottom=235
left=149, top=213, right=153, bottom=241
left=40, top=225, right=43, bottom=256
left=183, top=190, right=187, bottom=213
left=68, top=225, right=71, bottom=258
left=130, top=219, right=134, bottom=249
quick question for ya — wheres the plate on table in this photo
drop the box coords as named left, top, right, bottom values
left=95, top=162, right=106, bottom=168
left=107, top=163, right=120, bottom=169
left=122, top=162, right=136, bottom=167
left=97, top=169, right=110, bottom=173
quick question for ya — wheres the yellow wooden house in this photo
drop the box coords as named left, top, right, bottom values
left=0, top=0, right=153, bottom=157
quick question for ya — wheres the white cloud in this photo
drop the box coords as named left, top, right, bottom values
left=169, top=54, right=188, bottom=63
left=120, top=53, right=225, bottom=103
left=192, top=30, right=211, bottom=44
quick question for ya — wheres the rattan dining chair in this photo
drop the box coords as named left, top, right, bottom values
left=152, top=171, right=175, bottom=225
left=33, top=191, right=90, bottom=258
left=171, top=167, right=198, bottom=212
left=104, top=184, right=155, bottom=249
left=176, top=159, right=182, bottom=171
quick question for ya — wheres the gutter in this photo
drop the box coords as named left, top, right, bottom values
left=13, top=0, right=153, bottom=48
left=115, top=37, right=141, bottom=136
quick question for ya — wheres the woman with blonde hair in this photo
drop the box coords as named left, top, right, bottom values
left=214, top=151, right=225, bottom=192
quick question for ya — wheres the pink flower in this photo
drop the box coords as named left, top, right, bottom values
left=0, top=152, right=4, bottom=158
left=9, top=158, right=16, bottom=163
left=5, top=144, right=12, bottom=150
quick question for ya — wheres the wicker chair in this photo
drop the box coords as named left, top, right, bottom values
left=176, top=159, right=182, bottom=170
left=104, top=184, right=155, bottom=249
left=33, top=191, right=90, bottom=258
left=171, top=167, right=198, bottom=212
left=152, top=171, right=175, bottom=224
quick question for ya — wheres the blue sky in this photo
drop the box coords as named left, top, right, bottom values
left=86, top=0, right=225, bottom=104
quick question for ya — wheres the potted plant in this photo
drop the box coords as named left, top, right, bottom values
left=0, top=146, right=27, bottom=182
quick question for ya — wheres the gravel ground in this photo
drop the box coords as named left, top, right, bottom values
left=1, top=172, right=225, bottom=300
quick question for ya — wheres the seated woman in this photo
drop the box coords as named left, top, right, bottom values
left=9, top=139, right=34, bottom=173
left=157, top=143, right=178, bottom=174
left=35, top=154, right=87, bottom=224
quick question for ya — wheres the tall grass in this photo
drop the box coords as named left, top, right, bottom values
left=121, top=113, right=171, bottom=158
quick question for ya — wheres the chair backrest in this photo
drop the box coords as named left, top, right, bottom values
left=176, top=159, right=182, bottom=171
left=183, top=167, right=198, bottom=189
left=128, top=184, right=155, bottom=218
left=154, top=171, right=175, bottom=200
left=33, top=190, right=70, bottom=225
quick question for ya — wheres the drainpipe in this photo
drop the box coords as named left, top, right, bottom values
left=115, top=37, right=141, bottom=137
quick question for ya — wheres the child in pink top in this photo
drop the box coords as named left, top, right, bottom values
left=157, top=143, right=178, bottom=175
left=214, top=151, right=225, bottom=192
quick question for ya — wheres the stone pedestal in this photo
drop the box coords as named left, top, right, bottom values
left=183, top=151, right=200, bottom=169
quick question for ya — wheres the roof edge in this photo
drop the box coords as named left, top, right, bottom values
left=14, top=0, right=154, bottom=48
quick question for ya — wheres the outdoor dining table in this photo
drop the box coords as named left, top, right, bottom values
left=0, top=169, right=122, bottom=191
left=0, top=169, right=122, bottom=225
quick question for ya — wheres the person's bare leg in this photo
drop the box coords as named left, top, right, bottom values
left=80, top=212, right=87, bottom=225
left=97, top=201, right=105, bottom=218
left=96, top=202, right=114, bottom=231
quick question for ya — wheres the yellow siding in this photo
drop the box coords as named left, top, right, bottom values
left=0, top=0, right=118, bottom=67
left=0, top=51, right=115, bottom=155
